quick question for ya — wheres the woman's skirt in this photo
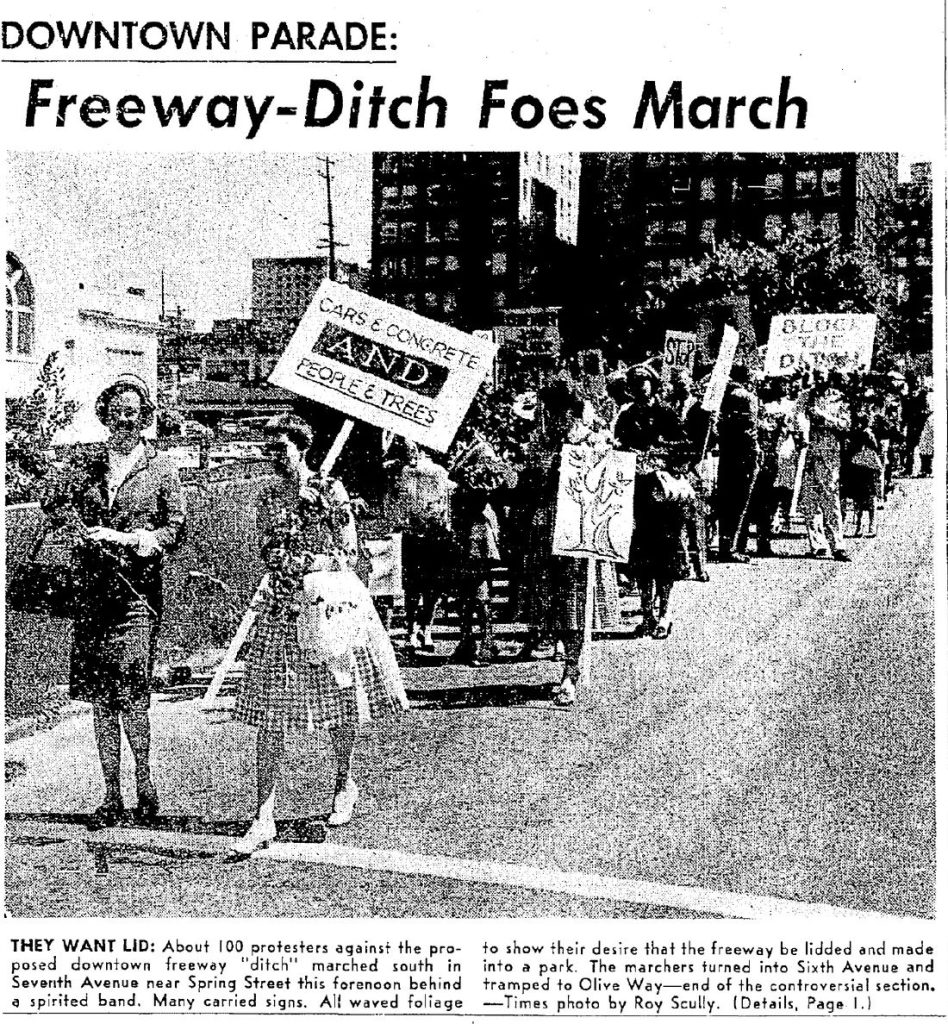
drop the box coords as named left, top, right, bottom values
left=234, top=605, right=408, bottom=734
left=626, top=478, right=691, bottom=583
left=70, top=597, right=157, bottom=710
left=516, top=495, right=620, bottom=633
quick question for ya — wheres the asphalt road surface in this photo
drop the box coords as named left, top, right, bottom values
left=5, top=480, right=935, bottom=918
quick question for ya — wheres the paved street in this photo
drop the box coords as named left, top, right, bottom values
left=5, top=480, right=934, bottom=919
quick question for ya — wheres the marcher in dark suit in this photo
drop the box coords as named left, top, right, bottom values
left=41, top=375, right=185, bottom=829
left=716, top=364, right=760, bottom=563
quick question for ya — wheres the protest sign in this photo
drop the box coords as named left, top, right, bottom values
left=553, top=445, right=637, bottom=562
left=660, top=331, right=698, bottom=382
left=269, top=280, right=496, bottom=452
left=701, top=325, right=741, bottom=413
left=764, top=314, right=876, bottom=376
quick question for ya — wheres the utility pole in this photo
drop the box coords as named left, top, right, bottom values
left=321, top=155, right=337, bottom=281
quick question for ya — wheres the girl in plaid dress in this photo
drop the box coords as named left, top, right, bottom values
left=231, top=417, right=407, bottom=855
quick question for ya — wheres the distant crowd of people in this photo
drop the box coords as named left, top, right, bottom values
left=376, top=360, right=932, bottom=700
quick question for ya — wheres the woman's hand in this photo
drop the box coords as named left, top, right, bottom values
left=86, top=526, right=136, bottom=547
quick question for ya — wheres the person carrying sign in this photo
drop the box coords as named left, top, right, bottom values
left=515, top=379, right=621, bottom=703
left=230, top=416, right=407, bottom=856
left=715, top=365, right=761, bottom=564
left=798, top=378, right=852, bottom=561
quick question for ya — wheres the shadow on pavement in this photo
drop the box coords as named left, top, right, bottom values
left=6, top=810, right=328, bottom=843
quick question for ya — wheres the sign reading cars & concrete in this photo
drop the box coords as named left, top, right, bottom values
left=764, top=314, right=876, bottom=376
left=269, top=280, right=497, bottom=452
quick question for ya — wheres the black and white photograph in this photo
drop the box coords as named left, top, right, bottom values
left=4, top=149, right=936, bottom=921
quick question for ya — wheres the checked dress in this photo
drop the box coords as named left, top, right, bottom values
left=234, top=478, right=407, bottom=734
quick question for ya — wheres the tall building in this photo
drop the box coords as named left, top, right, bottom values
left=576, top=152, right=900, bottom=350
left=251, top=256, right=368, bottom=320
left=892, top=163, right=933, bottom=355
left=371, top=153, right=521, bottom=330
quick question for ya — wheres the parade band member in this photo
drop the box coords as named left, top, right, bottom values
left=231, top=416, right=407, bottom=855
left=41, top=375, right=185, bottom=829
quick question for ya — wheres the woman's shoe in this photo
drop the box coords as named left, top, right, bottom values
left=651, top=619, right=674, bottom=640
left=230, top=816, right=277, bottom=856
left=87, top=799, right=125, bottom=831
left=449, top=637, right=477, bottom=664
left=421, top=627, right=435, bottom=651
left=514, top=632, right=541, bottom=661
left=132, top=785, right=160, bottom=825
left=328, top=780, right=359, bottom=827
left=552, top=664, right=579, bottom=706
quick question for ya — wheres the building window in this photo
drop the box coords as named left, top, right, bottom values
left=796, top=169, right=818, bottom=196
left=700, top=177, right=715, bottom=200
left=821, top=212, right=841, bottom=237
left=6, top=252, right=35, bottom=357
left=792, top=210, right=814, bottom=232
left=765, top=172, right=783, bottom=194
left=764, top=213, right=783, bottom=241
left=822, top=167, right=842, bottom=196
left=491, top=252, right=507, bottom=274
left=671, top=174, right=692, bottom=194
left=700, top=219, right=716, bottom=244
left=445, top=255, right=460, bottom=272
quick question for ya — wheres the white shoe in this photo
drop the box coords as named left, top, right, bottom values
left=407, top=627, right=422, bottom=650
left=230, top=816, right=276, bottom=856
left=328, top=780, right=358, bottom=826
left=552, top=678, right=576, bottom=706
left=422, top=627, right=435, bottom=650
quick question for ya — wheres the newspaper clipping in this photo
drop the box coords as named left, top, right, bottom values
left=2, top=0, right=944, bottom=1020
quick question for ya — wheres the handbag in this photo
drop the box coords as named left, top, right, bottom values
left=653, top=468, right=696, bottom=505
left=7, top=527, right=76, bottom=618
left=852, top=447, right=883, bottom=472
left=296, top=567, right=370, bottom=662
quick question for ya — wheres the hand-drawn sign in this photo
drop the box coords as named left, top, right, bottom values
left=552, top=444, right=637, bottom=561
left=269, top=280, right=497, bottom=452
left=660, top=331, right=697, bottom=382
left=764, top=314, right=876, bottom=376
